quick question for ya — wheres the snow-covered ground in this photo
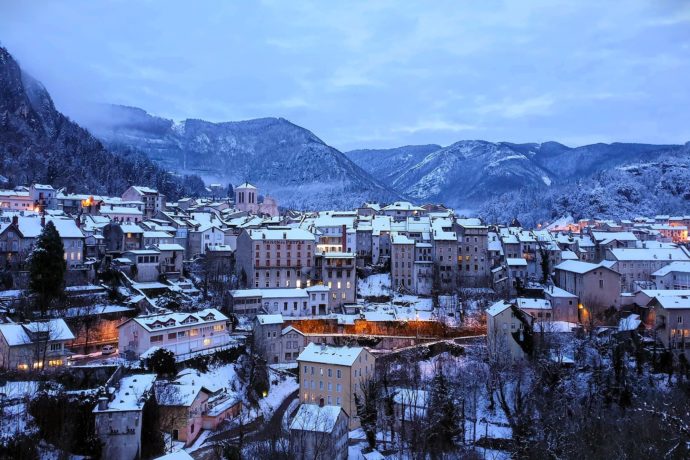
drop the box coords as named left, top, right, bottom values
left=358, top=273, right=391, bottom=297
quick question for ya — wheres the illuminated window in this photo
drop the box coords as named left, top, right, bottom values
left=203, top=338, right=211, bottom=346
left=190, top=328, right=199, bottom=337
left=213, top=324, right=224, bottom=332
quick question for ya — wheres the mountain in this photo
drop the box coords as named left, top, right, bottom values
left=0, top=47, right=205, bottom=199
left=347, top=140, right=685, bottom=209
left=479, top=142, right=690, bottom=226
left=345, top=144, right=441, bottom=186
left=76, top=104, right=402, bottom=210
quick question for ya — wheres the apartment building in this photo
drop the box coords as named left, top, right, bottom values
left=318, top=252, right=356, bottom=306
left=649, top=295, right=690, bottom=358
left=253, top=314, right=308, bottom=363
left=118, top=308, right=231, bottom=358
left=486, top=300, right=532, bottom=362
left=235, top=228, right=316, bottom=289
left=297, top=343, right=375, bottom=428
left=0, top=319, right=75, bottom=370
left=122, top=186, right=166, bottom=218
left=456, top=219, right=490, bottom=286
left=230, top=286, right=331, bottom=317
left=554, top=260, right=621, bottom=312
left=391, top=233, right=415, bottom=291
left=605, top=247, right=690, bottom=291
left=652, top=261, right=690, bottom=290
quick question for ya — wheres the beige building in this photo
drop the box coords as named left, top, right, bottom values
left=235, top=228, right=316, bottom=289
left=297, top=343, right=375, bottom=429
left=554, top=260, right=621, bottom=314
left=0, top=319, right=75, bottom=370
left=121, top=186, right=165, bottom=219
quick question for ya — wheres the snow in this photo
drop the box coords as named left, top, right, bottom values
left=541, top=175, right=552, bottom=186
left=0, top=319, right=75, bottom=346
left=297, top=343, right=364, bottom=366
left=258, top=370, right=298, bottom=419
left=608, top=247, right=690, bottom=261
left=289, top=404, right=342, bottom=433
left=358, top=273, right=391, bottom=297
left=256, top=314, right=284, bottom=325
left=95, top=374, right=157, bottom=412
left=128, top=307, right=228, bottom=332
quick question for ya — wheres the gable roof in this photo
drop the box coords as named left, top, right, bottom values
left=297, top=343, right=364, bottom=366
left=289, top=404, right=344, bottom=433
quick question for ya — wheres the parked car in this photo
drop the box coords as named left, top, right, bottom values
left=102, top=345, right=116, bottom=355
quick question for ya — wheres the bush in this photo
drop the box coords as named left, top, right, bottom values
left=0, top=433, right=40, bottom=459
left=146, top=348, right=177, bottom=376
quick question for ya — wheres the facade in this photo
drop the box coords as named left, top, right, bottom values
left=290, top=404, right=349, bottom=460
left=235, top=228, right=316, bottom=289
left=543, top=285, right=579, bottom=323
left=456, top=219, right=490, bottom=287
left=554, top=260, right=621, bottom=313
left=486, top=300, right=532, bottom=362
left=118, top=308, right=231, bottom=358
left=0, top=319, right=75, bottom=370
left=652, top=261, right=690, bottom=290
left=234, top=182, right=279, bottom=216
left=605, top=247, right=690, bottom=292
left=650, top=295, right=690, bottom=358
left=122, top=186, right=165, bottom=219
left=230, top=286, right=331, bottom=317
left=253, top=315, right=308, bottom=363
left=391, top=233, right=415, bottom=291
left=297, top=343, right=375, bottom=429
left=318, top=252, right=356, bottom=306
left=93, top=373, right=157, bottom=460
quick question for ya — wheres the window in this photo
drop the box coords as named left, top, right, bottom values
left=168, top=333, right=176, bottom=340
left=336, top=397, right=341, bottom=405
left=328, top=382, right=333, bottom=391
left=328, top=368, right=332, bottom=377
left=678, top=316, right=683, bottom=324
left=304, top=365, right=308, bottom=374
left=50, top=343, right=61, bottom=351
left=599, top=280, right=604, bottom=289
left=336, top=383, right=342, bottom=392
left=151, top=335, right=163, bottom=343
left=190, top=328, right=199, bottom=337
left=336, top=369, right=341, bottom=378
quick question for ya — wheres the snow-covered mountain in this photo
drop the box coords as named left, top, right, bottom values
left=345, top=144, right=441, bottom=186
left=347, top=140, right=685, bottom=209
left=0, top=47, right=204, bottom=199
left=76, top=104, right=401, bottom=210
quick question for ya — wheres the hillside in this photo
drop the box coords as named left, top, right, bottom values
left=0, top=47, right=205, bottom=199
left=77, top=104, right=402, bottom=210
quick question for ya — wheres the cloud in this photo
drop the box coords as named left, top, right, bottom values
left=475, top=95, right=555, bottom=119
left=393, top=120, right=478, bottom=134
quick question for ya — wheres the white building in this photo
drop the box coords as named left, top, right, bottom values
left=118, top=308, right=231, bottom=358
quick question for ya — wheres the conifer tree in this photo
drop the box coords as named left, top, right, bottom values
left=28, top=221, right=66, bottom=315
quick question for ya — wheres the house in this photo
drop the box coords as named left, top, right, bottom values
left=515, top=297, right=553, bottom=322
left=103, top=222, right=144, bottom=252
left=317, top=252, right=357, bottom=306
left=382, top=201, right=425, bottom=221
left=231, top=286, right=332, bottom=317
left=651, top=261, right=690, bottom=290
left=93, top=373, right=157, bottom=460
left=235, top=228, right=316, bottom=289
left=253, top=315, right=307, bottom=364
left=121, top=249, right=161, bottom=282
left=0, top=215, right=85, bottom=270
left=391, top=233, right=415, bottom=292
left=543, top=285, right=579, bottom=323
left=456, top=218, right=490, bottom=287
left=99, top=205, right=144, bottom=223
left=297, top=343, right=375, bottom=429
left=188, top=223, right=225, bottom=257
left=649, top=295, right=690, bottom=358
left=554, top=260, right=621, bottom=313
left=486, top=300, right=532, bottom=362
left=0, top=319, right=75, bottom=370
left=155, top=243, right=185, bottom=279
left=289, top=403, right=348, bottom=460
left=122, top=186, right=166, bottom=218
left=605, top=247, right=690, bottom=291
left=156, top=381, right=212, bottom=447
left=118, top=308, right=231, bottom=358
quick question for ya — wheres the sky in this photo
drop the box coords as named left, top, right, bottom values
left=2, top=0, right=690, bottom=151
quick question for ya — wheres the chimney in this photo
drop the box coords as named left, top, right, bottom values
left=11, top=215, right=18, bottom=226
left=75, top=217, right=81, bottom=228
left=342, top=225, right=347, bottom=252
left=319, top=398, right=324, bottom=408
left=283, top=232, right=286, bottom=240
left=97, top=397, right=108, bottom=411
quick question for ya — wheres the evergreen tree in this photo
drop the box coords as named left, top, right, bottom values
left=28, top=221, right=66, bottom=315
left=227, top=183, right=234, bottom=197
left=426, top=369, right=461, bottom=456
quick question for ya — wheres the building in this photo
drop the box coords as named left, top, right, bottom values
left=543, top=285, right=579, bottom=323
left=605, top=247, right=690, bottom=291
left=297, top=343, right=375, bottom=429
left=94, top=373, right=157, bottom=460
left=289, top=403, right=349, bottom=460
left=122, top=186, right=166, bottom=219
left=649, top=295, right=690, bottom=358
left=391, top=233, right=415, bottom=291
left=318, top=252, right=356, bottom=307
left=486, top=300, right=532, bottom=362
left=455, top=219, right=490, bottom=287
left=230, top=286, right=331, bottom=317
left=118, top=308, right=231, bottom=358
left=652, top=261, right=690, bottom=290
left=253, top=315, right=308, bottom=364
left=382, top=202, right=425, bottom=221
left=554, top=260, right=621, bottom=313
left=235, top=228, right=316, bottom=289
left=234, top=182, right=279, bottom=216
left=122, top=249, right=161, bottom=282
left=0, top=319, right=75, bottom=370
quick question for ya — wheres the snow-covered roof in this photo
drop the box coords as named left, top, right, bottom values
left=122, top=308, right=228, bottom=332
left=297, top=343, right=364, bottom=366
left=652, top=261, right=690, bottom=277
left=94, top=374, right=156, bottom=413
left=560, top=250, right=578, bottom=260
left=515, top=298, right=552, bottom=310
left=618, top=314, right=641, bottom=331
left=143, top=231, right=173, bottom=238
left=554, top=260, right=606, bottom=274
left=256, top=314, right=284, bottom=325
left=486, top=300, right=512, bottom=316
left=0, top=319, right=75, bottom=346
left=247, top=228, right=315, bottom=241
left=391, top=233, right=415, bottom=245
left=506, top=258, right=527, bottom=267
left=654, top=295, right=690, bottom=310
left=155, top=243, right=185, bottom=251
left=591, top=231, right=638, bottom=245
left=131, top=186, right=159, bottom=194
left=289, top=404, right=343, bottom=433
left=533, top=321, right=578, bottom=333
left=120, top=223, right=144, bottom=233
left=544, top=285, right=578, bottom=298
left=382, top=201, right=424, bottom=212
left=608, top=248, right=690, bottom=262
left=236, top=182, right=257, bottom=190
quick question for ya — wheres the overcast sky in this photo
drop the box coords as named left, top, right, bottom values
left=2, top=1, right=690, bottom=151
